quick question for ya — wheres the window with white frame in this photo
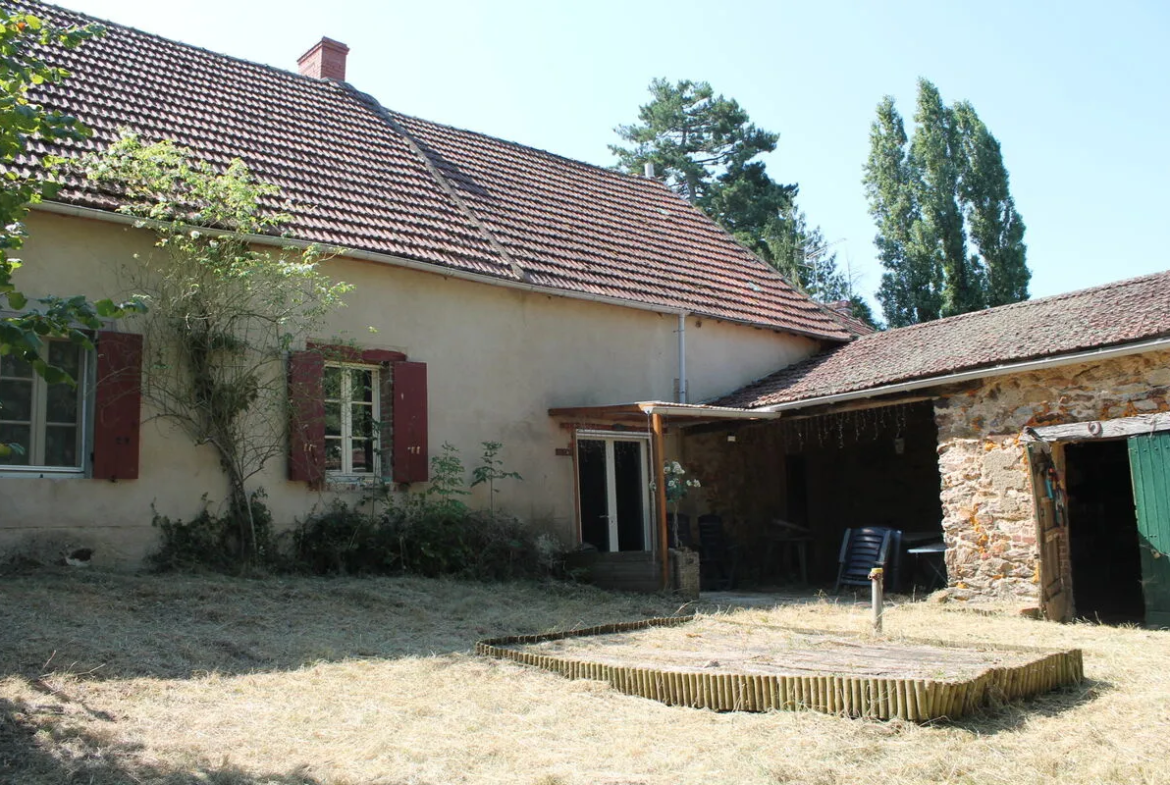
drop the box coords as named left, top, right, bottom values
left=323, top=362, right=379, bottom=475
left=0, top=342, right=88, bottom=471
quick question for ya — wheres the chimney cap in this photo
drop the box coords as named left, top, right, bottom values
left=298, top=37, right=350, bottom=81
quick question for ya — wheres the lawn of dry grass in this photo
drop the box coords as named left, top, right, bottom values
left=1, top=569, right=1167, bottom=785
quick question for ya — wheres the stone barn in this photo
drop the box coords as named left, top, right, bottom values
left=680, top=271, right=1170, bottom=625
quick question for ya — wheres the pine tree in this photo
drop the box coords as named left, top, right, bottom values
left=864, top=80, right=1030, bottom=326
left=613, top=78, right=877, bottom=329
left=611, top=78, right=796, bottom=261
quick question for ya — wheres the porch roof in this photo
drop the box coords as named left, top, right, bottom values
left=548, top=401, right=780, bottom=425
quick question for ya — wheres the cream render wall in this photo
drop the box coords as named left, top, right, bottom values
left=1, top=210, right=820, bottom=565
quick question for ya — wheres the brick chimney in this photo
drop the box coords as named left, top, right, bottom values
left=297, top=38, right=349, bottom=81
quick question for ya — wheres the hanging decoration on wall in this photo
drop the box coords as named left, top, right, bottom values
left=779, top=402, right=920, bottom=452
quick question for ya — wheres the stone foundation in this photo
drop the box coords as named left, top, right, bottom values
left=933, top=349, right=1170, bottom=602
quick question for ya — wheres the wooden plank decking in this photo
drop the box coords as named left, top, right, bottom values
left=476, top=616, right=1083, bottom=722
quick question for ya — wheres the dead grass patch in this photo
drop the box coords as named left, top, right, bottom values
left=1, top=571, right=1167, bottom=784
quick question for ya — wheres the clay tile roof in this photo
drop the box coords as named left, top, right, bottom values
left=11, top=0, right=850, bottom=342
left=817, top=299, right=877, bottom=338
left=718, top=269, right=1170, bottom=409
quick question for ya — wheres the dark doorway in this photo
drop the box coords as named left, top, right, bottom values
left=785, top=455, right=809, bottom=526
left=1065, top=440, right=1145, bottom=623
left=613, top=441, right=647, bottom=551
left=578, top=439, right=609, bottom=551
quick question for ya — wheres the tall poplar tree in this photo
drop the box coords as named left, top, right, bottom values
left=954, top=102, right=1029, bottom=306
left=863, top=79, right=1029, bottom=326
left=863, top=96, right=940, bottom=326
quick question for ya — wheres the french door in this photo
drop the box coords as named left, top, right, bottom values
left=576, top=432, right=652, bottom=552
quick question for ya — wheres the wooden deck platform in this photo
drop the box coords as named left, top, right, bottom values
left=476, top=616, right=1083, bottom=722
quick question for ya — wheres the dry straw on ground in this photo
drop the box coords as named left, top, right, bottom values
left=0, top=570, right=1167, bottom=784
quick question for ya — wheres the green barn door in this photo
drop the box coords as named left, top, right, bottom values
left=1127, top=433, right=1170, bottom=627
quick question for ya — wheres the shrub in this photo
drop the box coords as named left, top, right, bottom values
left=292, top=502, right=568, bottom=581
left=150, top=491, right=275, bottom=573
left=152, top=441, right=570, bottom=581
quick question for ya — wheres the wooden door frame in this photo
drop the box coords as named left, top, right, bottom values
left=1025, top=439, right=1073, bottom=621
left=1023, top=411, right=1170, bottom=622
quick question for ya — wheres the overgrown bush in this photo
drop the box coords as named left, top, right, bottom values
left=292, top=501, right=566, bottom=581
left=151, top=442, right=569, bottom=581
left=150, top=491, right=276, bottom=573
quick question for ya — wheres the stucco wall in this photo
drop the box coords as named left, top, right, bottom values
left=933, top=349, right=1170, bottom=602
left=0, top=210, right=819, bottom=565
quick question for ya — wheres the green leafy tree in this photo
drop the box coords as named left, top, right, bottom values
left=83, top=133, right=350, bottom=561
left=953, top=101, right=1029, bottom=307
left=765, top=207, right=844, bottom=299
left=864, top=80, right=1029, bottom=326
left=0, top=10, right=142, bottom=458
left=763, top=207, right=878, bottom=328
left=911, top=80, right=983, bottom=317
left=610, top=78, right=796, bottom=260
left=612, top=78, right=876, bottom=325
left=864, top=96, right=940, bottom=326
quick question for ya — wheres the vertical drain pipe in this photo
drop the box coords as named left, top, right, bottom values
left=677, top=313, right=688, bottom=404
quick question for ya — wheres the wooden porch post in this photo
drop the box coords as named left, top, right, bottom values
left=652, top=412, right=670, bottom=590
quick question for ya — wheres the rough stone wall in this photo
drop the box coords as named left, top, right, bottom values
left=933, top=349, right=1170, bottom=602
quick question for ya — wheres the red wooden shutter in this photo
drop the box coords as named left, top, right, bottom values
left=93, top=331, right=143, bottom=481
left=288, top=350, right=325, bottom=484
left=392, top=361, right=428, bottom=483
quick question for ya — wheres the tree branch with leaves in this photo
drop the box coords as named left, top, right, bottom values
left=82, top=133, right=350, bottom=561
left=0, top=9, right=143, bottom=457
left=864, top=79, right=1029, bottom=327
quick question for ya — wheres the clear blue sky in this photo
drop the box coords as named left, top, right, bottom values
left=60, top=0, right=1170, bottom=315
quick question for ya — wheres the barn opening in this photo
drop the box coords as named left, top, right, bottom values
left=1064, top=439, right=1145, bottom=623
left=681, top=400, right=945, bottom=590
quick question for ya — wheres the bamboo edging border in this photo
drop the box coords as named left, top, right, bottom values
left=475, top=616, right=1084, bottom=722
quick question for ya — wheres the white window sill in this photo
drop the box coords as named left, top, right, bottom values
left=324, top=475, right=390, bottom=492
left=0, top=467, right=86, bottom=479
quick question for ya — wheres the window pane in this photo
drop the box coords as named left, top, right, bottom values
left=0, top=379, right=33, bottom=422
left=0, top=356, right=34, bottom=380
left=46, top=380, right=79, bottom=424
left=0, top=424, right=31, bottom=466
left=351, top=439, right=372, bottom=473
left=324, top=402, right=342, bottom=437
left=44, top=425, right=79, bottom=467
left=353, top=369, right=374, bottom=403
left=47, top=342, right=81, bottom=380
left=323, top=366, right=341, bottom=400
left=324, top=438, right=342, bottom=471
left=352, top=404, right=374, bottom=439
